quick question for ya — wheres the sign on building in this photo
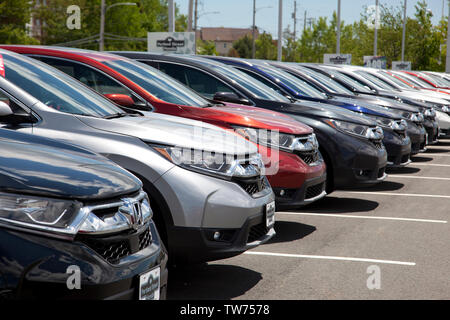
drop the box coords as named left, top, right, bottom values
left=323, top=54, right=352, bottom=65
left=148, top=32, right=196, bottom=54
left=392, top=61, right=412, bottom=71
left=364, top=56, right=387, bottom=69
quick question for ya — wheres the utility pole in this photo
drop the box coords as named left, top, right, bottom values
left=446, top=0, right=450, bottom=72
left=278, top=0, right=283, bottom=61
left=194, top=0, right=198, bottom=31
left=374, top=0, right=379, bottom=56
left=188, top=0, right=193, bottom=32
left=304, top=10, right=307, bottom=32
left=336, top=0, right=341, bottom=54
left=100, top=0, right=105, bottom=51
left=168, top=0, right=175, bottom=32
left=293, top=1, right=297, bottom=41
left=401, top=0, right=407, bottom=62
left=252, top=0, right=256, bottom=59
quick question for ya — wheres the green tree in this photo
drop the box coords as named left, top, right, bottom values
left=196, top=39, right=217, bottom=55
left=255, top=32, right=276, bottom=60
left=0, top=0, right=39, bottom=44
left=232, top=34, right=252, bottom=58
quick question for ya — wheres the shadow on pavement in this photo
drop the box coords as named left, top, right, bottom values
left=359, top=181, right=404, bottom=192
left=295, top=196, right=379, bottom=214
left=387, top=166, right=421, bottom=174
left=410, top=156, right=433, bottom=163
left=425, top=148, right=449, bottom=153
left=168, top=264, right=262, bottom=300
left=267, top=221, right=316, bottom=244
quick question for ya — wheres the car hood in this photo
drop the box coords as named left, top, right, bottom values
left=328, top=96, right=403, bottom=119
left=211, top=103, right=313, bottom=135
left=356, top=94, right=420, bottom=113
left=78, top=112, right=258, bottom=156
left=0, top=138, right=141, bottom=201
left=268, top=99, right=377, bottom=126
left=379, top=89, right=450, bottom=106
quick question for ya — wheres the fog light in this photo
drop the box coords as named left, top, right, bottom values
left=213, top=232, right=221, bottom=241
left=279, top=190, right=285, bottom=196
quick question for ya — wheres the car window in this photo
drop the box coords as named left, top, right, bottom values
left=35, top=56, right=136, bottom=98
left=158, top=62, right=236, bottom=99
left=1, top=52, right=122, bottom=117
left=236, top=68, right=285, bottom=96
left=102, top=59, right=211, bottom=107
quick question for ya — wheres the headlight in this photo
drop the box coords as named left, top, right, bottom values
left=424, top=108, right=436, bottom=118
left=151, top=144, right=264, bottom=179
left=0, top=191, right=153, bottom=238
left=403, top=112, right=424, bottom=123
left=442, top=106, right=450, bottom=113
left=233, top=126, right=319, bottom=153
left=365, top=115, right=394, bottom=129
left=324, top=119, right=384, bottom=140
left=0, top=193, right=81, bottom=236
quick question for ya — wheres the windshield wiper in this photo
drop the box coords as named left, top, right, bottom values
left=103, top=112, right=129, bottom=119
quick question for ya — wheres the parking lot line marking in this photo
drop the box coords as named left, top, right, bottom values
left=244, top=251, right=416, bottom=266
left=344, top=191, right=450, bottom=199
left=277, top=212, right=447, bottom=224
left=424, top=153, right=450, bottom=157
left=388, top=175, right=450, bottom=181
left=412, top=163, right=450, bottom=167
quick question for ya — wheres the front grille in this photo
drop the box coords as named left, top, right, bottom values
left=78, top=225, right=152, bottom=264
left=235, top=176, right=270, bottom=196
left=247, top=222, right=269, bottom=243
left=297, top=151, right=321, bottom=165
left=305, top=182, right=325, bottom=199
left=396, top=131, right=407, bottom=139
left=372, top=140, right=384, bottom=150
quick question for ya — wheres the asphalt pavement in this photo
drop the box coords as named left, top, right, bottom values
left=168, top=139, right=450, bottom=300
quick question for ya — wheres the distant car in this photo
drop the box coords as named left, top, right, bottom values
left=206, top=57, right=412, bottom=168
left=268, top=63, right=427, bottom=155
left=112, top=52, right=388, bottom=194
left=304, top=64, right=440, bottom=146
left=0, top=127, right=168, bottom=300
left=2, top=45, right=328, bottom=209
left=0, top=49, right=275, bottom=264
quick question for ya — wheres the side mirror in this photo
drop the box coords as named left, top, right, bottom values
left=104, top=93, right=135, bottom=107
left=213, top=92, right=251, bottom=105
left=0, top=101, right=13, bottom=117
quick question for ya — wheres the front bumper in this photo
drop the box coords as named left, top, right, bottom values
left=424, top=119, right=439, bottom=145
left=408, top=122, right=427, bottom=154
left=273, top=173, right=327, bottom=209
left=0, top=221, right=168, bottom=300
left=331, top=135, right=388, bottom=189
left=383, top=129, right=412, bottom=168
left=154, top=165, right=275, bottom=262
left=167, top=210, right=276, bottom=263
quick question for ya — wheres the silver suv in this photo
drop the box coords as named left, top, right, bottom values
left=0, top=49, right=276, bottom=263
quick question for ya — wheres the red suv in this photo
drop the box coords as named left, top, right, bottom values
left=2, top=45, right=327, bottom=209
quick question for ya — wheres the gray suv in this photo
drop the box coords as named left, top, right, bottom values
left=0, top=49, right=276, bottom=263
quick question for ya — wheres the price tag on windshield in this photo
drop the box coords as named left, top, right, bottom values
left=0, top=55, right=5, bottom=77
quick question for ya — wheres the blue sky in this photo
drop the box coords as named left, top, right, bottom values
left=177, top=0, right=445, bottom=37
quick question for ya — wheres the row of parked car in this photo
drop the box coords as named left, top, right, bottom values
left=0, top=45, right=449, bottom=300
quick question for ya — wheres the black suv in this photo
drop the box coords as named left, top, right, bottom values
left=0, top=127, right=167, bottom=300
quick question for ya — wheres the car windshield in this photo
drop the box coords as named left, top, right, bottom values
left=256, top=64, right=328, bottom=99
left=187, top=57, right=291, bottom=102
left=354, top=70, right=397, bottom=90
left=423, top=73, right=449, bottom=87
left=324, top=68, right=373, bottom=93
left=379, top=71, right=414, bottom=89
left=102, top=59, right=212, bottom=107
left=394, top=72, right=434, bottom=88
left=293, top=66, right=355, bottom=95
left=0, top=51, right=122, bottom=117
